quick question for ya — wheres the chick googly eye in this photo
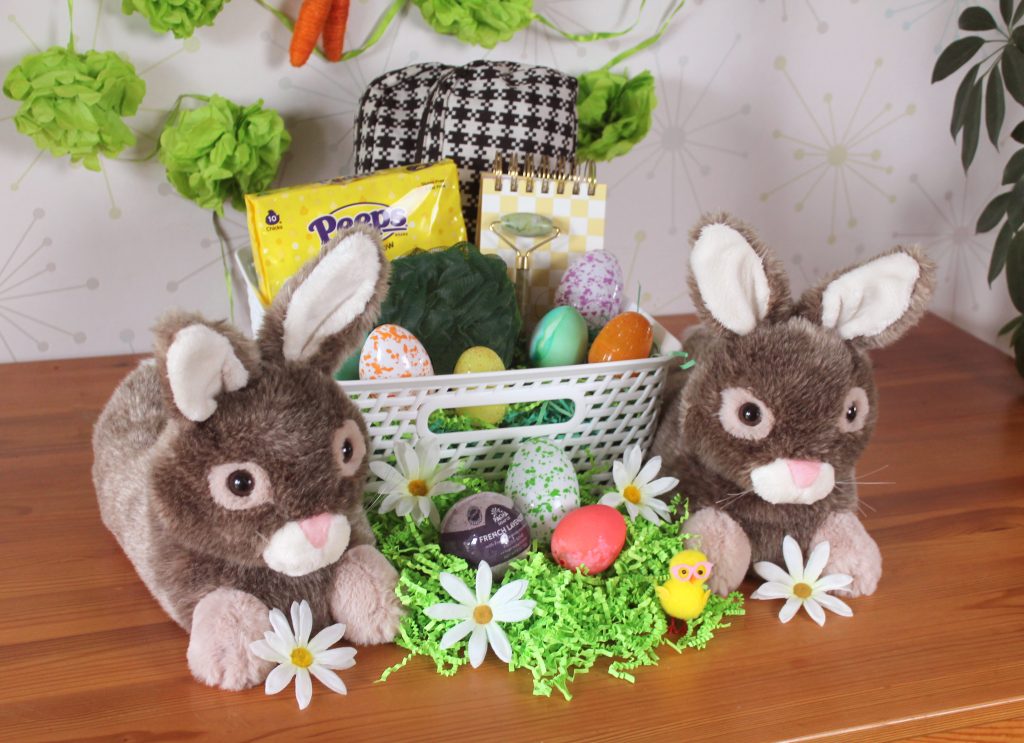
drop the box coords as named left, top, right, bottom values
left=671, top=564, right=692, bottom=582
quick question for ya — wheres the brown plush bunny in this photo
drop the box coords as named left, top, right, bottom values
left=653, top=213, right=934, bottom=598
left=92, top=226, right=402, bottom=690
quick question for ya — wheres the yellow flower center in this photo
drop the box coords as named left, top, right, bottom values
left=623, top=484, right=642, bottom=504
left=408, top=479, right=429, bottom=497
left=290, top=647, right=314, bottom=668
left=473, top=604, right=493, bottom=624
left=793, top=582, right=813, bottom=599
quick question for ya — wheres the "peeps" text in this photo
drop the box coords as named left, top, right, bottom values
left=307, top=202, right=409, bottom=243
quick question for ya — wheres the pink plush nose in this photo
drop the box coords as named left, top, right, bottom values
left=298, top=513, right=333, bottom=549
left=786, top=459, right=822, bottom=488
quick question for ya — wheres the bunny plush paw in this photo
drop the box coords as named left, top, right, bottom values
left=683, top=508, right=752, bottom=596
left=811, top=511, right=882, bottom=597
left=329, top=545, right=403, bottom=645
left=187, top=588, right=272, bottom=690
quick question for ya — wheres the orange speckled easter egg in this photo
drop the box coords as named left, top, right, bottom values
left=588, top=311, right=653, bottom=363
left=359, top=324, right=434, bottom=380
left=551, top=505, right=627, bottom=575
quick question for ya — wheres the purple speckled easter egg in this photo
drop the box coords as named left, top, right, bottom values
left=554, top=251, right=625, bottom=331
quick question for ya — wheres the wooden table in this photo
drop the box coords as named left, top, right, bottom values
left=1, top=314, right=1022, bottom=742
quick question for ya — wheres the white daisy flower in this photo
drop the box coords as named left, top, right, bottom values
left=249, top=600, right=356, bottom=710
left=423, top=561, right=536, bottom=668
left=598, top=444, right=678, bottom=524
left=369, top=439, right=464, bottom=527
left=751, top=535, right=854, bottom=626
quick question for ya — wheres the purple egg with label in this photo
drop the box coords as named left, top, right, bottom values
left=554, top=251, right=625, bottom=331
left=440, top=492, right=531, bottom=574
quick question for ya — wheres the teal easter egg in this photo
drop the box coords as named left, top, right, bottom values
left=528, top=306, right=588, bottom=368
left=504, top=439, right=580, bottom=544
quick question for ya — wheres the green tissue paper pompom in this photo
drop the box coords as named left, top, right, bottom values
left=577, top=68, right=657, bottom=162
left=380, top=243, right=521, bottom=375
left=2, top=46, right=145, bottom=172
left=412, top=0, right=534, bottom=48
left=159, top=94, right=291, bottom=214
left=121, top=0, right=228, bottom=39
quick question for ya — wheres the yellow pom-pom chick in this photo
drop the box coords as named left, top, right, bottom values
left=656, top=549, right=713, bottom=623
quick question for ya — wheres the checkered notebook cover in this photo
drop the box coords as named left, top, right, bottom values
left=478, top=156, right=607, bottom=324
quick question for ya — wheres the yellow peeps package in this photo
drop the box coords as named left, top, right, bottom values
left=245, top=160, right=467, bottom=304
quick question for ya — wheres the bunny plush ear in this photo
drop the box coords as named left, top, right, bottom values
left=797, top=246, right=935, bottom=350
left=152, top=312, right=260, bottom=422
left=259, top=225, right=390, bottom=375
left=688, top=213, right=792, bottom=336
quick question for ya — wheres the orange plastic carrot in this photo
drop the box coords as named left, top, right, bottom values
left=323, top=0, right=351, bottom=62
left=290, top=0, right=332, bottom=67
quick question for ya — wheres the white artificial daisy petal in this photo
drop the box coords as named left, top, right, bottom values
left=814, top=592, right=854, bottom=617
left=778, top=596, right=802, bottom=623
left=296, top=601, right=313, bottom=645
left=753, top=560, right=792, bottom=585
left=294, top=667, right=313, bottom=710
left=420, top=440, right=442, bottom=474
left=263, top=631, right=293, bottom=660
left=491, top=600, right=535, bottom=623
left=475, top=561, right=493, bottom=604
left=468, top=625, right=489, bottom=668
left=308, top=623, right=346, bottom=653
left=634, top=456, right=663, bottom=488
left=646, top=496, right=672, bottom=514
left=250, top=639, right=288, bottom=664
left=599, top=492, right=623, bottom=508
left=750, top=581, right=792, bottom=600
left=440, top=619, right=475, bottom=650
left=625, top=445, right=643, bottom=480
left=309, top=664, right=348, bottom=695
left=416, top=496, right=432, bottom=521
left=486, top=621, right=512, bottom=663
left=424, top=602, right=472, bottom=621
left=378, top=491, right=404, bottom=514
left=316, top=647, right=357, bottom=670
left=268, top=608, right=295, bottom=645
left=264, top=663, right=295, bottom=695
left=427, top=500, right=441, bottom=529
left=428, top=480, right=465, bottom=497
left=644, top=476, right=680, bottom=497
left=803, top=541, right=831, bottom=583
left=782, top=535, right=804, bottom=579
left=395, top=442, right=419, bottom=478
left=624, top=501, right=639, bottom=521
left=369, top=461, right=405, bottom=487
left=489, top=579, right=528, bottom=607
left=815, top=573, right=854, bottom=592
left=612, top=460, right=628, bottom=491
left=395, top=497, right=415, bottom=518
left=439, top=572, right=476, bottom=606
left=803, top=597, right=827, bottom=626
left=431, top=459, right=461, bottom=484
left=638, top=506, right=663, bottom=525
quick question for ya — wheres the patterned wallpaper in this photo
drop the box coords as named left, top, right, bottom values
left=0, top=0, right=1017, bottom=363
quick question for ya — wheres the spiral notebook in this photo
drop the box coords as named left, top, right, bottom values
left=477, top=153, right=607, bottom=323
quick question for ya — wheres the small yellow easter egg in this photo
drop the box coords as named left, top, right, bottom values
left=454, top=346, right=507, bottom=425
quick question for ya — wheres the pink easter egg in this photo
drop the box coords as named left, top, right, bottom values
left=550, top=504, right=627, bottom=575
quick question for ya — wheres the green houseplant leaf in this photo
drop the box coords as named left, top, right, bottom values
left=959, top=6, right=998, bottom=30
left=986, top=66, right=1006, bottom=146
left=1003, top=147, right=1024, bottom=184
left=932, top=36, right=985, bottom=82
left=990, top=219, right=1016, bottom=285
left=951, top=63, right=980, bottom=137
left=1012, top=120, right=1024, bottom=144
left=1006, top=230, right=1024, bottom=313
left=977, top=192, right=1011, bottom=232
left=1003, top=45, right=1024, bottom=106
left=999, top=0, right=1013, bottom=25
left=961, top=79, right=984, bottom=169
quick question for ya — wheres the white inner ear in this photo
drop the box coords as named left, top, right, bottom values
left=691, top=223, right=770, bottom=335
left=282, top=231, right=381, bottom=362
left=166, top=324, right=249, bottom=422
left=820, top=252, right=920, bottom=340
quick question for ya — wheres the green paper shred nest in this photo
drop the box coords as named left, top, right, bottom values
left=159, top=94, right=291, bottom=214
left=427, top=398, right=575, bottom=433
left=412, top=0, right=535, bottom=48
left=576, top=68, right=657, bottom=162
left=2, top=46, right=145, bottom=172
left=122, top=0, right=228, bottom=39
left=369, top=472, right=744, bottom=700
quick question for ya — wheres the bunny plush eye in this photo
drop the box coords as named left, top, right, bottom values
left=719, top=387, right=776, bottom=441
left=333, top=420, right=366, bottom=477
left=208, top=462, right=272, bottom=511
left=838, top=387, right=869, bottom=433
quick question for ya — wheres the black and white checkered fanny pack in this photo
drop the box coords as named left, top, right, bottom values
left=353, top=60, right=579, bottom=236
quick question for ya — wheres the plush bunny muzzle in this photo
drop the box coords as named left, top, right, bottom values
left=262, top=512, right=352, bottom=577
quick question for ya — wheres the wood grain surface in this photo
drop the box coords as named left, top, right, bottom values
left=1, top=313, right=1022, bottom=743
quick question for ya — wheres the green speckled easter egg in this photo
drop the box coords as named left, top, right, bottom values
left=528, top=306, right=588, bottom=368
left=504, top=438, right=580, bottom=544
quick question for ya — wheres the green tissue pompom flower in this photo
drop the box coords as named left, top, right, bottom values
left=121, top=0, right=228, bottom=39
left=577, top=68, right=657, bottom=162
left=2, top=46, right=145, bottom=172
left=159, top=94, right=291, bottom=214
left=412, top=0, right=534, bottom=48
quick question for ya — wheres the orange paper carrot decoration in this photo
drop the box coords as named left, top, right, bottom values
left=290, top=0, right=332, bottom=67
left=323, top=0, right=351, bottom=62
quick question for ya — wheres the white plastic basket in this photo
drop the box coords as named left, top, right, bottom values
left=237, top=247, right=681, bottom=486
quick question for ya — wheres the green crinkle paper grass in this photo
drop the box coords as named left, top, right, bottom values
left=368, top=472, right=744, bottom=700
left=2, top=46, right=145, bottom=171
left=122, top=0, right=228, bottom=39
left=159, top=94, right=291, bottom=214
left=577, top=68, right=657, bottom=162
left=412, top=0, right=534, bottom=48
